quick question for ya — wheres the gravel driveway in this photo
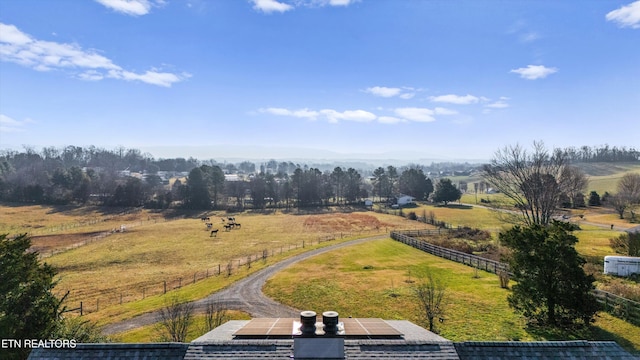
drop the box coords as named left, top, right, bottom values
left=102, top=234, right=388, bottom=335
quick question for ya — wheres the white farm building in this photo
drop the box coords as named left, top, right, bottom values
left=396, top=195, right=416, bottom=207
left=604, top=256, right=640, bottom=277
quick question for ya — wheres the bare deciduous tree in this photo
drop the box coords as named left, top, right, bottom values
left=202, top=300, right=229, bottom=333
left=610, top=232, right=640, bottom=257
left=609, top=194, right=630, bottom=219
left=413, top=273, right=446, bottom=333
left=617, top=173, right=640, bottom=203
left=157, top=295, right=194, bottom=342
left=560, top=166, right=588, bottom=208
left=482, top=142, right=570, bottom=226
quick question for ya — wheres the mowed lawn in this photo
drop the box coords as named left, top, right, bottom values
left=263, top=238, right=640, bottom=352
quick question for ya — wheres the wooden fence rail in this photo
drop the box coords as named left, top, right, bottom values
left=391, top=229, right=640, bottom=327
left=593, top=290, right=640, bottom=326
left=63, top=230, right=382, bottom=315
left=390, top=230, right=509, bottom=275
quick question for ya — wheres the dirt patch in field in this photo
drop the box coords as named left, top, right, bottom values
left=30, top=231, right=109, bottom=254
left=303, top=213, right=395, bottom=232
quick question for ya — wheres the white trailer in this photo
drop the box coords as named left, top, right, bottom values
left=604, top=256, right=640, bottom=276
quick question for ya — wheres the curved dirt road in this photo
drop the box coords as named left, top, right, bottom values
left=103, top=234, right=388, bottom=335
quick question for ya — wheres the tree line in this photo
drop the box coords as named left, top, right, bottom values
left=0, top=146, right=443, bottom=209
left=180, top=164, right=438, bottom=210
left=557, top=144, right=640, bottom=163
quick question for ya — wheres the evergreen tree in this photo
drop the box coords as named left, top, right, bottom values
left=587, top=191, right=601, bottom=206
left=499, top=222, right=598, bottom=328
left=1, top=234, right=64, bottom=360
left=433, top=178, right=461, bottom=205
left=185, top=167, right=211, bottom=209
left=399, top=168, right=433, bottom=200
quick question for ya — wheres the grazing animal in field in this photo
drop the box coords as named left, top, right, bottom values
left=234, top=223, right=241, bottom=229
left=224, top=224, right=233, bottom=231
left=228, top=217, right=235, bottom=223
left=206, top=222, right=213, bottom=229
left=210, top=229, right=219, bottom=237
left=221, top=217, right=226, bottom=223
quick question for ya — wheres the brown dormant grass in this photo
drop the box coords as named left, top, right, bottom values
left=7, top=206, right=424, bottom=315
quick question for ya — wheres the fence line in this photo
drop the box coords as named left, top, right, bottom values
left=391, top=229, right=640, bottom=327
left=593, top=290, right=640, bottom=326
left=63, top=229, right=381, bottom=315
left=390, top=230, right=509, bottom=275
left=22, top=208, right=147, bottom=237
left=36, top=216, right=179, bottom=259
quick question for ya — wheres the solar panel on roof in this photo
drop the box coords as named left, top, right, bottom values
left=233, top=318, right=404, bottom=339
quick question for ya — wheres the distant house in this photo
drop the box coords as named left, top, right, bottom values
left=363, top=199, right=373, bottom=208
left=395, top=194, right=416, bottom=207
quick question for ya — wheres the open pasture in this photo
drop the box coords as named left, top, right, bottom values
left=0, top=203, right=167, bottom=253
left=264, top=238, right=529, bottom=341
left=33, top=209, right=425, bottom=314
left=263, top=238, right=640, bottom=352
left=410, top=203, right=510, bottom=232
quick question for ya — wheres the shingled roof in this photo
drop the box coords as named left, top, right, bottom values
left=454, top=340, right=639, bottom=360
left=27, top=343, right=189, bottom=360
left=27, top=319, right=639, bottom=360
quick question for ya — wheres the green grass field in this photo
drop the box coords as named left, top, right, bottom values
left=2, top=160, right=639, bottom=349
left=263, top=238, right=640, bottom=353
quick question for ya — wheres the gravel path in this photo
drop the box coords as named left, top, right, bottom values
left=102, top=234, right=388, bottom=335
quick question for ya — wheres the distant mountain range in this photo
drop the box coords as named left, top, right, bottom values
left=138, top=145, right=489, bottom=166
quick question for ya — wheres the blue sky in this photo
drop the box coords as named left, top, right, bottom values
left=1, top=0, right=639, bottom=161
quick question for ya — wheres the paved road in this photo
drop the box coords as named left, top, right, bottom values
left=102, top=234, right=388, bottom=335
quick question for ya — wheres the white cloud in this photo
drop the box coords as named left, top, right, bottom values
left=95, top=0, right=153, bottom=16
left=78, top=70, right=105, bottom=81
left=364, top=86, right=415, bottom=99
left=306, top=0, right=359, bottom=7
left=262, top=106, right=451, bottom=124
left=377, top=116, right=404, bottom=124
left=483, top=97, right=510, bottom=113
left=434, top=107, right=458, bottom=115
left=0, top=23, right=32, bottom=45
left=109, top=69, right=191, bottom=87
left=485, top=100, right=509, bottom=109
left=0, top=114, right=34, bottom=133
left=429, top=94, right=479, bottom=105
left=320, top=109, right=376, bottom=123
left=0, top=23, right=188, bottom=87
left=252, top=0, right=293, bottom=13
left=510, top=65, right=558, bottom=80
left=260, top=107, right=319, bottom=120
left=325, top=0, right=356, bottom=6
left=365, top=86, right=402, bottom=98
left=251, top=0, right=358, bottom=14
left=606, top=1, right=640, bottom=29
left=394, top=107, right=436, bottom=122
left=261, top=107, right=377, bottom=123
